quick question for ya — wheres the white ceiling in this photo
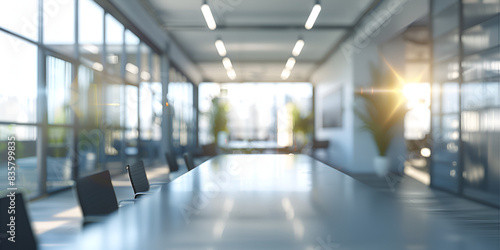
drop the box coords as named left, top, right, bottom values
left=145, top=0, right=377, bottom=82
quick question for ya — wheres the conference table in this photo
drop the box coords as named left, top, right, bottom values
left=72, top=154, right=491, bottom=249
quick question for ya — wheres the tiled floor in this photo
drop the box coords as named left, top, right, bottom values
left=27, top=159, right=499, bottom=250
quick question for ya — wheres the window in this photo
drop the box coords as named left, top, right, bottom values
left=0, top=125, right=39, bottom=197
left=0, top=1, right=165, bottom=199
left=140, top=44, right=151, bottom=82
left=0, top=0, right=39, bottom=41
left=46, top=56, right=74, bottom=124
left=198, top=82, right=312, bottom=145
left=104, top=80, right=124, bottom=127
left=46, top=127, right=74, bottom=191
left=168, top=69, right=194, bottom=149
left=79, top=0, right=104, bottom=70
left=125, top=30, right=140, bottom=83
left=105, top=14, right=123, bottom=76
left=0, top=32, right=38, bottom=123
left=43, top=0, right=76, bottom=57
left=77, top=65, right=102, bottom=126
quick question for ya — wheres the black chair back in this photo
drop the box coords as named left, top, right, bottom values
left=126, top=161, right=150, bottom=195
left=75, top=170, right=118, bottom=216
left=165, top=152, right=179, bottom=172
left=201, top=143, right=217, bottom=156
left=183, top=152, right=196, bottom=171
left=313, top=140, right=330, bottom=149
left=0, top=193, right=37, bottom=250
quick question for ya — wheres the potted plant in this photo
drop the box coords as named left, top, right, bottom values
left=209, top=97, right=229, bottom=146
left=290, top=103, right=314, bottom=151
left=355, top=64, right=407, bottom=176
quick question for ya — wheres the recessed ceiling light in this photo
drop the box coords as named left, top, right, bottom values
left=222, top=57, right=233, bottom=70
left=215, top=39, right=227, bottom=57
left=107, top=55, right=119, bottom=64
left=292, top=39, right=305, bottom=57
left=201, top=1, right=217, bottom=30
left=141, top=71, right=151, bottom=81
left=83, top=44, right=99, bottom=54
left=281, top=69, right=291, bottom=80
left=285, top=57, right=296, bottom=70
left=126, top=63, right=139, bottom=74
left=305, top=1, right=322, bottom=30
left=92, top=62, right=103, bottom=72
left=227, top=69, right=236, bottom=80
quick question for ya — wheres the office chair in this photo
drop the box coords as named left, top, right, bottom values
left=183, top=152, right=196, bottom=171
left=0, top=193, right=38, bottom=250
left=165, top=151, right=180, bottom=172
left=75, top=170, right=134, bottom=225
left=126, top=161, right=166, bottom=199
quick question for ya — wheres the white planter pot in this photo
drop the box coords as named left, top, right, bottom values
left=374, top=156, right=390, bottom=177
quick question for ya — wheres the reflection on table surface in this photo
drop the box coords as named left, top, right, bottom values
left=73, top=154, right=497, bottom=250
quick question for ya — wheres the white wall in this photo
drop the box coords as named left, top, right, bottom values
left=311, top=0, right=429, bottom=174
left=312, top=51, right=353, bottom=170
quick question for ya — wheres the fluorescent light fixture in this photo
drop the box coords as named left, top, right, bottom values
left=83, top=44, right=99, bottom=54
left=292, top=39, right=305, bottom=57
left=227, top=69, right=236, bottom=80
left=201, top=2, right=217, bottom=30
left=222, top=57, right=233, bottom=70
left=281, top=69, right=291, bottom=80
left=107, top=55, right=119, bottom=64
left=92, top=62, right=103, bottom=72
left=305, top=2, right=322, bottom=30
left=215, top=39, right=227, bottom=57
left=126, top=63, right=139, bottom=74
left=285, top=57, right=296, bottom=70
left=141, top=71, right=151, bottom=81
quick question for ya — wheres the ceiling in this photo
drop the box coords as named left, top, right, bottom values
left=144, top=0, right=378, bottom=82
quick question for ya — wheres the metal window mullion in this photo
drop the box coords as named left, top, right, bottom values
left=161, top=52, right=171, bottom=160
left=37, top=0, right=48, bottom=197
left=457, top=0, right=465, bottom=195
left=120, top=27, right=126, bottom=166
left=72, top=0, right=80, bottom=181
left=136, top=43, right=141, bottom=162
left=100, top=11, right=108, bottom=171
left=429, top=0, right=436, bottom=188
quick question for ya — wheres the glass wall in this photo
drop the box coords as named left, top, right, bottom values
left=46, top=56, right=75, bottom=191
left=198, top=82, right=313, bottom=149
left=0, top=19, right=40, bottom=196
left=431, top=0, right=499, bottom=207
left=0, top=1, right=167, bottom=199
left=168, top=67, right=196, bottom=153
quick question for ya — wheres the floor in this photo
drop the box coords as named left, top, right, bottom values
left=27, top=157, right=499, bottom=250
left=29, top=159, right=191, bottom=250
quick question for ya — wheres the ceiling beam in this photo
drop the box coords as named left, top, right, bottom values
left=164, top=25, right=352, bottom=31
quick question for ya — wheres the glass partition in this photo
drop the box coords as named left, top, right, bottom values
left=431, top=0, right=500, bottom=206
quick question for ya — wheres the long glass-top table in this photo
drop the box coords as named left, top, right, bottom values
left=71, top=154, right=495, bottom=249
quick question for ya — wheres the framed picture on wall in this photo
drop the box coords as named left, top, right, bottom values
left=322, top=86, right=342, bottom=128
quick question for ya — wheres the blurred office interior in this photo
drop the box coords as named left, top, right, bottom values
left=0, top=0, right=499, bottom=249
